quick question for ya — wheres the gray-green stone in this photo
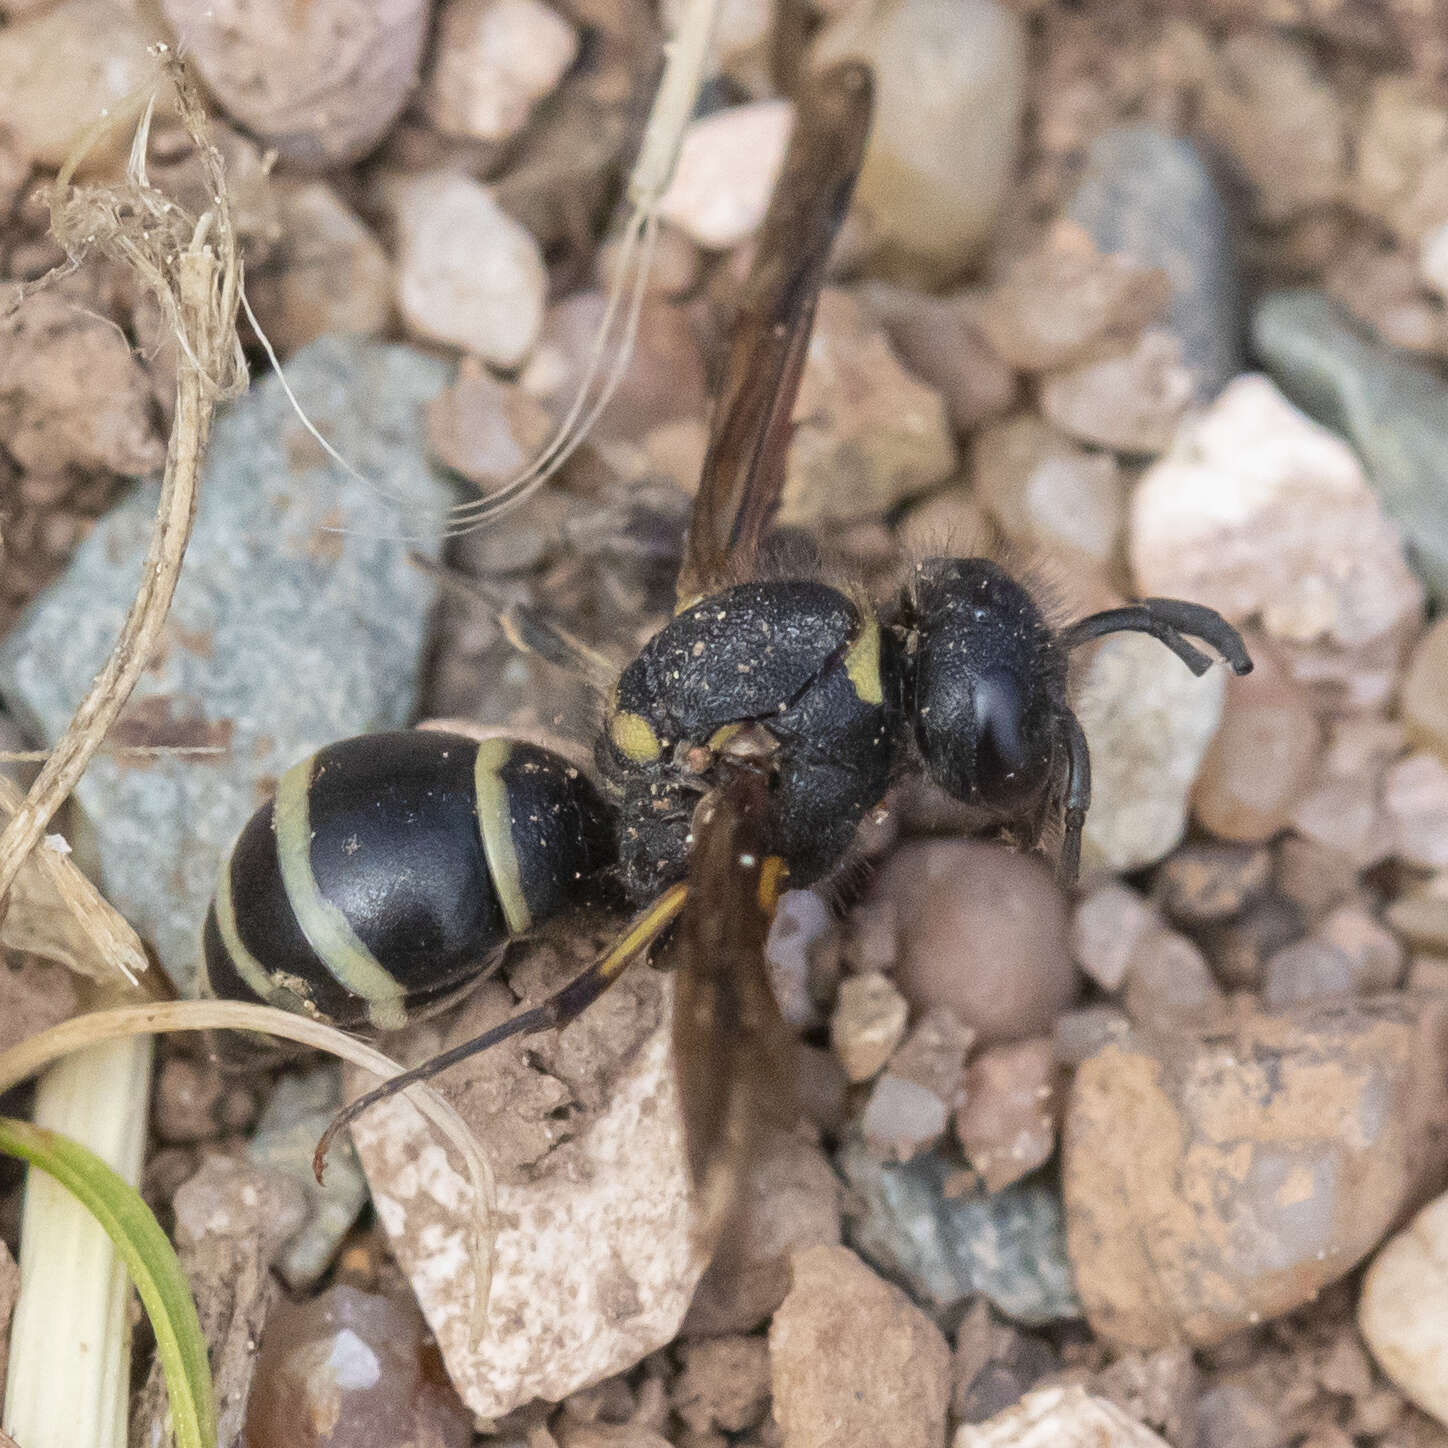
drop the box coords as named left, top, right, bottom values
left=1253, top=289, right=1448, bottom=601
left=838, top=1138, right=1080, bottom=1325
left=1069, top=124, right=1242, bottom=399
left=0, top=336, right=456, bottom=989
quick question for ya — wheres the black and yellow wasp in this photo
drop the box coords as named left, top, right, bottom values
left=201, top=61, right=1249, bottom=1194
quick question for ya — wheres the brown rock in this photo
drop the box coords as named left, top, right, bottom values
left=426, top=357, right=554, bottom=492
left=1122, top=926, right=1224, bottom=1029
left=1071, top=883, right=1157, bottom=994
left=1402, top=616, right=1448, bottom=763
left=1201, top=895, right=1307, bottom=991
left=873, top=839, right=1078, bottom=1044
left=1039, top=330, right=1193, bottom=456
left=423, top=0, right=578, bottom=145
left=0, top=952, right=80, bottom=1054
left=770, top=1245, right=950, bottom=1448
left=1318, top=904, right=1407, bottom=992
left=673, top=1336, right=771, bottom=1435
left=1064, top=999, right=1448, bottom=1349
left=153, top=1056, right=224, bottom=1143
left=830, top=971, right=909, bottom=1083
left=1385, top=751, right=1448, bottom=869
left=861, top=1006, right=974, bottom=1160
left=956, top=1038, right=1060, bottom=1192
left=1289, top=718, right=1403, bottom=868
left=782, top=288, right=957, bottom=527
left=1193, top=635, right=1321, bottom=843
left=952, top=1301, right=1060, bottom=1425
left=978, top=223, right=1170, bottom=372
left=859, top=282, right=1017, bottom=433
left=684, top=1130, right=841, bottom=1336
left=160, top=0, right=428, bottom=168
left=0, top=292, right=165, bottom=477
left=1155, top=842, right=1272, bottom=926
left=1389, top=886, right=1448, bottom=953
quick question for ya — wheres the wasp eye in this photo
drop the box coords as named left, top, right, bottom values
left=972, top=669, right=1044, bottom=811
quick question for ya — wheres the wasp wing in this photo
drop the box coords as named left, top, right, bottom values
left=675, top=61, right=874, bottom=606
left=665, top=769, right=795, bottom=1253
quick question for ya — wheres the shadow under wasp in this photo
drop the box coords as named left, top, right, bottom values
left=201, top=60, right=1251, bottom=1236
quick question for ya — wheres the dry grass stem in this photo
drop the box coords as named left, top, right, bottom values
left=0, top=49, right=247, bottom=913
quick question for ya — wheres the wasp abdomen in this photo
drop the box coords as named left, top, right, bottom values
left=202, top=730, right=615, bottom=1029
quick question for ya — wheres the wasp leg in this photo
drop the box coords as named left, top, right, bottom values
left=1056, top=706, right=1091, bottom=888
left=1061, top=599, right=1252, bottom=678
left=313, top=883, right=689, bottom=1179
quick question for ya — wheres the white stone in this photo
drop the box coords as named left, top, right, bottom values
left=1130, top=375, right=1423, bottom=655
left=955, top=1384, right=1170, bottom=1446
left=1077, top=632, right=1227, bottom=875
left=390, top=171, right=547, bottom=369
left=657, top=99, right=794, bottom=250
left=1360, top=1190, right=1448, bottom=1427
left=424, top=0, right=579, bottom=144
left=1420, top=221, right=1448, bottom=302
left=348, top=973, right=708, bottom=1419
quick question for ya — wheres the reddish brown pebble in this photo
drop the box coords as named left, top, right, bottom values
left=1122, top=925, right=1224, bottom=1028
left=672, top=1336, right=771, bottom=1436
left=873, top=839, right=1078, bottom=1044
left=153, top=1057, right=223, bottom=1144
left=770, top=1245, right=950, bottom=1448
left=956, top=1038, right=1060, bottom=1192
left=243, top=1284, right=471, bottom=1448
left=1402, top=617, right=1448, bottom=763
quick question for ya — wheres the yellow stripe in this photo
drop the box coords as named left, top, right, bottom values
left=210, top=853, right=300, bottom=1010
left=473, top=738, right=531, bottom=935
left=609, top=708, right=663, bottom=763
left=844, top=611, right=884, bottom=705
left=273, top=756, right=408, bottom=1031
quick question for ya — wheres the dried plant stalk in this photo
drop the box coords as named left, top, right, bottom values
left=0, top=48, right=246, bottom=910
left=0, top=777, right=147, bottom=986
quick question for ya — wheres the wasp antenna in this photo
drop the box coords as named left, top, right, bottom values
left=1060, top=600, right=1252, bottom=677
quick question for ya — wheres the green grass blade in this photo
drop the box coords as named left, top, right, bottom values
left=0, top=1117, right=216, bottom=1448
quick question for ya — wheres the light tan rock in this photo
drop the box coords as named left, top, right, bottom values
left=956, top=1037, right=1059, bottom=1192
left=830, top=971, right=909, bottom=1083
left=770, top=1245, right=950, bottom=1448
left=1360, top=1190, right=1448, bottom=1427
left=1064, top=999, right=1448, bottom=1349
left=1070, top=884, right=1157, bottom=994
left=423, top=0, right=578, bottom=144
left=390, top=170, right=546, bottom=369
left=1402, top=616, right=1448, bottom=763
left=955, top=1384, right=1172, bottom=1446
left=347, top=958, right=708, bottom=1419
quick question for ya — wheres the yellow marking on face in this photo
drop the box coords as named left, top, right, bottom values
left=609, top=708, right=663, bottom=764
left=844, top=612, right=884, bottom=706
left=707, top=723, right=743, bottom=753
left=758, top=855, right=789, bottom=915
left=273, top=755, right=408, bottom=1031
left=473, top=737, right=532, bottom=936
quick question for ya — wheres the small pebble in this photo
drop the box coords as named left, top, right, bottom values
left=1132, top=375, right=1424, bottom=705
left=972, top=413, right=1123, bottom=568
left=1388, top=886, right=1448, bottom=953
left=1201, top=895, right=1307, bottom=991
left=161, top=0, right=428, bottom=168
left=1194, top=1383, right=1283, bottom=1448
left=1068, top=124, right=1243, bottom=399
left=1070, top=883, right=1157, bottom=994
left=246, top=181, right=393, bottom=358
left=1039, top=329, right=1193, bottom=456
left=952, top=1303, right=1061, bottom=1425
left=871, top=840, right=1077, bottom=1044
left=1402, top=616, right=1448, bottom=761
left=1192, top=636, right=1321, bottom=843
left=1154, top=842, right=1272, bottom=925
left=1052, top=1006, right=1131, bottom=1068
left=1355, top=75, right=1448, bottom=243
left=1384, top=751, right=1448, bottom=869
left=1077, top=632, right=1227, bottom=876
left=1260, top=939, right=1361, bottom=1009
left=1277, top=835, right=1364, bottom=919
left=769, top=1244, right=951, bottom=1448
left=425, top=357, right=554, bottom=492
left=657, top=99, right=794, bottom=250
left=956, top=1383, right=1172, bottom=1447
left=1122, top=926, right=1224, bottom=1029
left=956, top=1039, right=1059, bottom=1193
left=0, top=954, right=80, bottom=1055
left=390, top=170, right=547, bottom=370
left=861, top=1007, right=974, bottom=1160
left=1360, top=1190, right=1448, bottom=1428
left=830, top=971, right=909, bottom=1084
left=244, top=1284, right=472, bottom=1448
left=858, top=282, right=1017, bottom=433
left=838, top=1141, right=1078, bottom=1323
left=782, top=287, right=957, bottom=528
left=811, top=0, right=1026, bottom=281
left=1318, top=903, right=1407, bottom=992
left=0, top=0, right=164, bottom=171
left=684, top=1130, right=841, bottom=1336
left=1290, top=717, right=1403, bottom=867
left=1064, top=999, right=1448, bottom=1348
left=154, top=1057, right=223, bottom=1144
left=1090, top=1345, right=1199, bottom=1448
left=1408, top=955, right=1448, bottom=992
left=765, top=888, right=837, bottom=1032
left=1197, top=30, right=1347, bottom=223
left=423, top=0, right=578, bottom=144
left=1252, top=289, right=1448, bottom=603
left=978, top=224, right=1170, bottom=373
left=672, top=1336, right=771, bottom=1436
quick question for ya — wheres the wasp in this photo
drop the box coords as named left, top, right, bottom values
left=201, top=62, right=1250, bottom=1186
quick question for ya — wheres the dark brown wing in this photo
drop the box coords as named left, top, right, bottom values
left=674, top=61, right=874, bottom=606
left=666, top=770, right=795, bottom=1249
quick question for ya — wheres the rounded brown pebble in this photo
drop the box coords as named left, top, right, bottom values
left=871, top=839, right=1077, bottom=1043
left=1402, top=616, right=1448, bottom=764
left=769, top=1245, right=950, bottom=1448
